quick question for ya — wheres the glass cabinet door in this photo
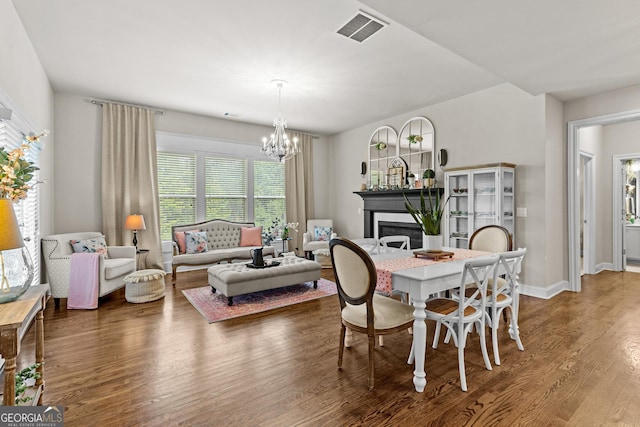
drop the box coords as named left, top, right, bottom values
left=471, top=169, right=499, bottom=231
left=446, top=172, right=470, bottom=248
left=501, top=168, right=515, bottom=237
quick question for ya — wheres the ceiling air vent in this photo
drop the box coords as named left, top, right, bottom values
left=337, top=10, right=388, bottom=43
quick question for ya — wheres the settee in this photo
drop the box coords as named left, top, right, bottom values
left=171, top=219, right=275, bottom=283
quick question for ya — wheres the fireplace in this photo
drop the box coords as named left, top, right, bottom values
left=355, top=189, right=442, bottom=249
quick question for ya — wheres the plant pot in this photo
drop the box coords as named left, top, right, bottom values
left=424, top=178, right=435, bottom=188
left=422, top=234, right=442, bottom=251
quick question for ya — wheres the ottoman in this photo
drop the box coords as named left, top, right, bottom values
left=124, top=269, right=166, bottom=303
left=208, top=257, right=322, bottom=306
left=313, top=248, right=332, bottom=269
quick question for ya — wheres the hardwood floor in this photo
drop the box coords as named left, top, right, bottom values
left=15, top=268, right=640, bottom=426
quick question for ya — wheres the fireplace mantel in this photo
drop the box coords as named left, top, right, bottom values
left=354, top=188, right=444, bottom=239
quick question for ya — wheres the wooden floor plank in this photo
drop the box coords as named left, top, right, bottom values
left=13, top=268, right=640, bottom=425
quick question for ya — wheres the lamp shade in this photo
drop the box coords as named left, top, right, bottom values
left=0, top=199, right=24, bottom=251
left=125, top=214, right=146, bottom=231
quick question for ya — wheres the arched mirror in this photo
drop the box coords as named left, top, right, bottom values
left=398, top=116, right=435, bottom=181
left=368, top=126, right=398, bottom=189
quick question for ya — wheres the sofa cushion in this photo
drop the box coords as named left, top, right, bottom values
left=70, top=236, right=109, bottom=258
left=175, top=229, right=200, bottom=254
left=185, top=231, right=208, bottom=254
left=240, top=226, right=262, bottom=247
left=104, top=258, right=136, bottom=280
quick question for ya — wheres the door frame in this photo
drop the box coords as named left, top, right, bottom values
left=568, top=109, right=640, bottom=292
left=580, top=151, right=595, bottom=275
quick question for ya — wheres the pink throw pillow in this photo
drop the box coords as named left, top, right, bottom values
left=240, top=226, right=263, bottom=247
left=175, top=229, right=200, bottom=254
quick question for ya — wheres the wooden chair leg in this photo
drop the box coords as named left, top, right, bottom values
left=338, top=325, right=346, bottom=368
left=368, top=333, right=375, bottom=390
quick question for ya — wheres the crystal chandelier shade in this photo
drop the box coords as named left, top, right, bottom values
left=261, top=80, right=300, bottom=162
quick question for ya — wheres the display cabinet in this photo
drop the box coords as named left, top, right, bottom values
left=444, top=163, right=515, bottom=249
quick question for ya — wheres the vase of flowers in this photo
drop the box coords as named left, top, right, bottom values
left=403, top=188, right=449, bottom=251
left=0, top=132, right=44, bottom=200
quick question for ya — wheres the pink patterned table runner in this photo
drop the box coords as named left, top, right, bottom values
left=375, top=249, right=489, bottom=295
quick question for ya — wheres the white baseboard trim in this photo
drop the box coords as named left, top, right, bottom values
left=595, top=262, right=614, bottom=274
left=520, top=280, right=570, bottom=299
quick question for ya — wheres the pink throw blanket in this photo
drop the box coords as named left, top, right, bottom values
left=68, top=253, right=101, bottom=309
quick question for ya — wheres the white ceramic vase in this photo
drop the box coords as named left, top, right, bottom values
left=422, top=234, right=443, bottom=252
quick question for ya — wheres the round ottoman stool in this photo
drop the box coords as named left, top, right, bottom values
left=313, top=248, right=332, bottom=269
left=124, top=269, right=166, bottom=303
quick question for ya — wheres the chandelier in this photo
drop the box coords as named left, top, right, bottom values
left=261, top=79, right=299, bottom=162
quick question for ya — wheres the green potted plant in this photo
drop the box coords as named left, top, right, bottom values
left=407, top=134, right=423, bottom=144
left=403, top=188, right=449, bottom=251
left=15, top=363, right=41, bottom=404
left=423, top=169, right=436, bottom=188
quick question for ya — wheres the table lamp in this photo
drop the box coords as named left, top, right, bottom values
left=0, top=199, right=34, bottom=303
left=125, top=214, right=146, bottom=249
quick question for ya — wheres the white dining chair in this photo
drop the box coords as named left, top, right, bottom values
left=351, top=237, right=379, bottom=255
left=409, top=256, right=497, bottom=391
left=379, top=235, right=410, bottom=252
left=485, top=248, right=527, bottom=365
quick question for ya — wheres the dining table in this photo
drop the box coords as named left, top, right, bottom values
left=371, top=247, right=492, bottom=392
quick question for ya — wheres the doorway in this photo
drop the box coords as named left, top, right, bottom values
left=580, top=151, right=595, bottom=275
left=568, top=109, right=640, bottom=292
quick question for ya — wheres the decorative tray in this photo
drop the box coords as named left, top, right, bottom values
left=246, top=261, right=281, bottom=269
left=413, top=250, right=454, bottom=260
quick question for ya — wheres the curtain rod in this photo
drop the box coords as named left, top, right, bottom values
left=88, top=98, right=166, bottom=115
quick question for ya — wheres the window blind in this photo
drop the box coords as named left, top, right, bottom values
left=0, top=121, right=40, bottom=286
left=205, top=156, right=247, bottom=222
left=253, top=160, right=285, bottom=229
left=157, top=152, right=197, bottom=240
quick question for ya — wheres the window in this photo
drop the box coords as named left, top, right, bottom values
left=205, top=157, right=247, bottom=222
left=157, top=152, right=196, bottom=240
left=254, top=160, right=285, bottom=229
left=156, top=133, right=286, bottom=241
left=0, top=121, right=41, bottom=286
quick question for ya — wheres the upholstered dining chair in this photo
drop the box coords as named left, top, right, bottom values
left=468, top=225, right=513, bottom=253
left=411, top=256, right=498, bottom=391
left=379, top=235, right=410, bottom=252
left=469, top=225, right=513, bottom=323
left=329, top=237, right=414, bottom=390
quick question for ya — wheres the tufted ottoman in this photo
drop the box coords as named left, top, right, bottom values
left=208, top=257, right=322, bottom=306
left=124, top=269, right=166, bottom=303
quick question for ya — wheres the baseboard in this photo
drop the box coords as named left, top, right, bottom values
left=519, top=280, right=569, bottom=299
left=595, top=262, right=614, bottom=273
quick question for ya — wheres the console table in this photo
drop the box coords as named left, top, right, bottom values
left=0, top=284, right=50, bottom=405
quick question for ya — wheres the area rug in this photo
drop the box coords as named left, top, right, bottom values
left=182, top=279, right=337, bottom=323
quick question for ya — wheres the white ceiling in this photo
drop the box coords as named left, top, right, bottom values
left=11, top=0, right=640, bottom=135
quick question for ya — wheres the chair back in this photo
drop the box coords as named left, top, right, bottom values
left=458, top=256, right=501, bottom=316
left=351, top=238, right=379, bottom=255
left=329, top=238, right=376, bottom=311
left=42, top=232, right=104, bottom=259
left=380, top=235, right=410, bottom=251
left=469, top=225, right=512, bottom=253
left=494, top=248, right=527, bottom=295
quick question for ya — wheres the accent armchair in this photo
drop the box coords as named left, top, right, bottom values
left=41, top=232, right=136, bottom=307
left=302, top=219, right=337, bottom=258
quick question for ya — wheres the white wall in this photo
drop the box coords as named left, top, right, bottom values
left=0, top=1, right=54, bottom=237
left=52, top=94, right=332, bottom=233
left=329, top=83, right=550, bottom=287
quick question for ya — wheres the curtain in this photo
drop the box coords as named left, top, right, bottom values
left=101, top=103, right=163, bottom=269
left=285, top=132, right=314, bottom=256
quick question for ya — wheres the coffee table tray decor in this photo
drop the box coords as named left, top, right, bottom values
left=413, top=250, right=454, bottom=260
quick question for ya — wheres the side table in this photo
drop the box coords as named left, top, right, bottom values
left=0, top=284, right=50, bottom=406
left=136, top=249, right=149, bottom=270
